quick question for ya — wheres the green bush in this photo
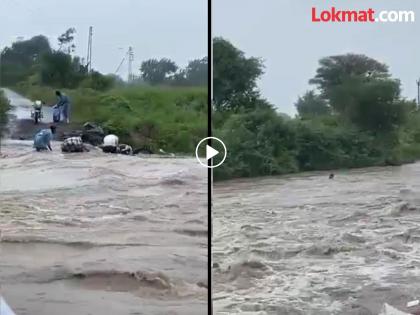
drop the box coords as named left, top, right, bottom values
left=213, top=108, right=412, bottom=181
left=214, top=108, right=298, bottom=180
left=0, top=90, right=10, bottom=137
left=80, top=72, right=115, bottom=91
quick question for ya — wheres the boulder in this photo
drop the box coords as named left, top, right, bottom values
left=81, top=122, right=105, bottom=146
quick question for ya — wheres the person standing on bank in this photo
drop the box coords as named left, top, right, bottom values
left=55, top=90, right=71, bottom=123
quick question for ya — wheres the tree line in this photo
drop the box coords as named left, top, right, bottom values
left=0, top=28, right=207, bottom=91
left=213, top=37, right=419, bottom=180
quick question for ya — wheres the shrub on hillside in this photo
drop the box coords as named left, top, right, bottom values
left=0, top=91, right=10, bottom=137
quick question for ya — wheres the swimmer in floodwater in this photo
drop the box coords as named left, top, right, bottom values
left=329, top=173, right=334, bottom=179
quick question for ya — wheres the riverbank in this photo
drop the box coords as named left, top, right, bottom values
left=13, top=85, right=207, bottom=154
left=213, top=109, right=420, bottom=181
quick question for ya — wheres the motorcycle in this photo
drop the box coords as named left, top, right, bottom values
left=31, top=100, right=44, bottom=124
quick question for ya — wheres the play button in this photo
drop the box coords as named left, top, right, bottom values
left=196, top=137, right=227, bottom=168
left=206, top=145, right=219, bottom=160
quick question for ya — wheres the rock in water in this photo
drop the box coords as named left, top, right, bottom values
left=81, top=122, right=105, bottom=146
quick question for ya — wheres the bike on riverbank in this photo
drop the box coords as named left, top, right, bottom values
left=31, top=100, right=44, bottom=124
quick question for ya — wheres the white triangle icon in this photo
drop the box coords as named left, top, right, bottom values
left=206, top=145, right=219, bottom=160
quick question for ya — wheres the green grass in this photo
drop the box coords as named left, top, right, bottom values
left=15, top=84, right=208, bottom=153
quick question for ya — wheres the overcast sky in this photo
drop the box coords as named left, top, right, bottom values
left=213, top=0, right=420, bottom=115
left=0, top=0, right=207, bottom=80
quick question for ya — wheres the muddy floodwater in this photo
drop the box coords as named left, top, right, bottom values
left=0, top=92, right=207, bottom=315
left=213, top=167, right=420, bottom=315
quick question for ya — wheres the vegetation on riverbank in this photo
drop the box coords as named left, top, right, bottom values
left=213, top=37, right=420, bottom=180
left=0, top=90, right=10, bottom=137
left=15, top=84, right=207, bottom=153
left=1, top=30, right=207, bottom=153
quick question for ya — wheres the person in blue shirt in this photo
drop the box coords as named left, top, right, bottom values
left=56, top=90, right=71, bottom=123
left=33, top=125, right=57, bottom=151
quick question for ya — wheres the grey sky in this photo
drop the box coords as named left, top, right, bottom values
left=213, top=0, right=420, bottom=115
left=0, top=0, right=207, bottom=80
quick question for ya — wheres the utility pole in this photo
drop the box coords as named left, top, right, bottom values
left=128, top=46, right=134, bottom=82
left=86, top=26, right=93, bottom=73
left=417, top=78, right=420, bottom=109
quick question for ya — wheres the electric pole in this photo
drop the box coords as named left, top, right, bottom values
left=86, top=26, right=93, bottom=73
left=128, top=46, right=134, bottom=82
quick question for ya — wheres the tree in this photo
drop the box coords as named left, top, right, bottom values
left=184, top=57, right=208, bottom=86
left=41, top=51, right=83, bottom=88
left=58, top=28, right=76, bottom=54
left=213, top=37, right=264, bottom=111
left=0, top=35, right=52, bottom=85
left=328, top=76, right=409, bottom=133
left=309, top=54, right=410, bottom=134
left=295, top=90, right=330, bottom=118
left=309, top=53, right=389, bottom=100
left=140, top=58, right=178, bottom=85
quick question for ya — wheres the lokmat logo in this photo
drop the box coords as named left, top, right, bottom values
left=311, top=7, right=415, bottom=23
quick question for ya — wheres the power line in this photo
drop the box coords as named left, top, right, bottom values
left=115, top=56, right=126, bottom=74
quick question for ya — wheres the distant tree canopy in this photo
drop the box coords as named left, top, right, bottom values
left=295, top=90, right=330, bottom=118
left=309, top=53, right=413, bottom=133
left=213, top=37, right=265, bottom=112
left=173, top=57, right=208, bottom=86
left=0, top=31, right=113, bottom=91
left=1, top=35, right=52, bottom=85
left=40, top=51, right=86, bottom=88
left=139, top=57, right=207, bottom=87
left=140, top=58, right=178, bottom=85
left=309, top=54, right=389, bottom=100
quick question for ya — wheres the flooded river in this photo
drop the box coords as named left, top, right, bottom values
left=0, top=91, right=208, bottom=315
left=213, top=167, right=420, bottom=314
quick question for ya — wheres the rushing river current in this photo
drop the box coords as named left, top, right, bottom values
left=0, top=90, right=208, bottom=315
left=213, top=167, right=420, bottom=315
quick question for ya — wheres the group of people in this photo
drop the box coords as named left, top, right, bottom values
left=33, top=90, right=70, bottom=124
left=33, top=125, right=132, bottom=155
left=32, top=90, right=132, bottom=155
